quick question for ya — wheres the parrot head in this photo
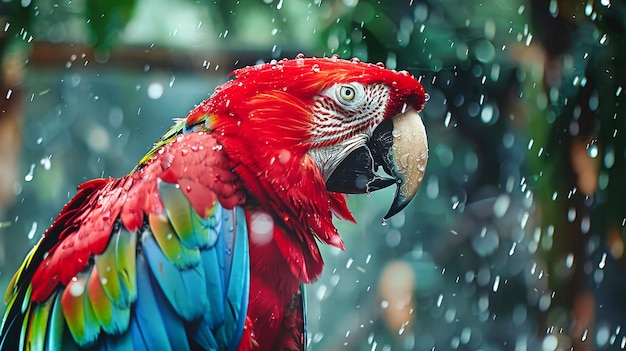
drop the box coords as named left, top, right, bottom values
left=186, top=55, right=428, bottom=277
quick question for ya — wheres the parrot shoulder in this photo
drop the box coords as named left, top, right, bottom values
left=1, top=131, right=249, bottom=350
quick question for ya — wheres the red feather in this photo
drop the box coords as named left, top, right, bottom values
left=29, top=132, right=245, bottom=302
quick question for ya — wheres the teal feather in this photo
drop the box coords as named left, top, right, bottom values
left=225, top=207, right=250, bottom=351
left=45, top=293, right=65, bottom=351
left=129, top=254, right=177, bottom=351
left=20, top=284, right=32, bottom=314
left=141, top=231, right=209, bottom=321
left=18, top=303, right=30, bottom=351
left=195, top=235, right=226, bottom=327
left=189, top=207, right=249, bottom=351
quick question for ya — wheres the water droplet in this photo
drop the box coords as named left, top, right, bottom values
left=444, top=112, right=452, bottom=127
left=39, top=156, right=51, bottom=170
left=147, top=82, right=164, bottom=99
left=436, top=294, right=443, bottom=307
left=587, top=144, right=599, bottom=158
left=316, top=284, right=326, bottom=301
left=69, top=279, right=85, bottom=297
left=346, top=257, right=353, bottom=269
left=565, top=253, right=574, bottom=268
left=27, top=222, right=37, bottom=239
left=250, top=211, right=274, bottom=245
left=492, top=275, right=500, bottom=292
left=24, top=163, right=35, bottom=182
left=312, top=332, right=324, bottom=343
left=493, top=194, right=510, bottom=218
left=599, top=252, right=607, bottom=269
left=399, top=153, right=410, bottom=169
left=599, top=34, right=608, bottom=44
left=509, top=242, right=517, bottom=256
left=568, top=207, right=577, bottom=222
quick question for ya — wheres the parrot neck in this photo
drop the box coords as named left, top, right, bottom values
left=225, top=140, right=339, bottom=282
left=186, top=95, right=354, bottom=283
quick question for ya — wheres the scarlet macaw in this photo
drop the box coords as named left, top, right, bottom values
left=0, top=55, right=428, bottom=350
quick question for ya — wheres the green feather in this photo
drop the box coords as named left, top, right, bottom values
left=93, top=226, right=137, bottom=308
left=149, top=213, right=201, bottom=268
left=158, top=180, right=218, bottom=249
left=61, top=272, right=101, bottom=347
left=114, top=227, right=138, bottom=305
left=87, top=265, right=130, bottom=335
left=25, top=295, right=54, bottom=351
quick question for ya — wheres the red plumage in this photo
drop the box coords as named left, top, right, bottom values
left=11, top=56, right=427, bottom=350
left=29, top=132, right=245, bottom=303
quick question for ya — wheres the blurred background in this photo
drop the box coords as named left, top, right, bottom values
left=0, top=0, right=624, bottom=350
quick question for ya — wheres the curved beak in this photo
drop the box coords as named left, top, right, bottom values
left=326, top=108, right=428, bottom=219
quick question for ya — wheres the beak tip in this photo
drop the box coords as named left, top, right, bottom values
left=383, top=187, right=414, bottom=219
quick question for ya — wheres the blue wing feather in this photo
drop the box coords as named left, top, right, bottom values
left=127, top=253, right=176, bottom=351
left=226, top=208, right=249, bottom=351
left=141, top=231, right=209, bottom=321
left=188, top=207, right=249, bottom=351
left=1, top=200, right=250, bottom=351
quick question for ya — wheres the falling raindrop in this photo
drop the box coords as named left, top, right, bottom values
left=24, top=163, right=35, bottom=182
left=147, top=82, right=164, bottom=99
left=599, top=252, right=607, bottom=269
left=27, top=222, right=37, bottom=239
left=40, top=157, right=51, bottom=170
left=492, top=275, right=500, bottom=292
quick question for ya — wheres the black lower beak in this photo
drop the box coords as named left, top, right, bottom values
left=325, top=143, right=396, bottom=194
left=326, top=109, right=428, bottom=219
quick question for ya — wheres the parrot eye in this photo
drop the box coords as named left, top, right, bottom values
left=333, top=83, right=365, bottom=108
left=339, top=85, right=356, bottom=101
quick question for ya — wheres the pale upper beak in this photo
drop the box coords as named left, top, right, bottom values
left=326, top=108, right=428, bottom=218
